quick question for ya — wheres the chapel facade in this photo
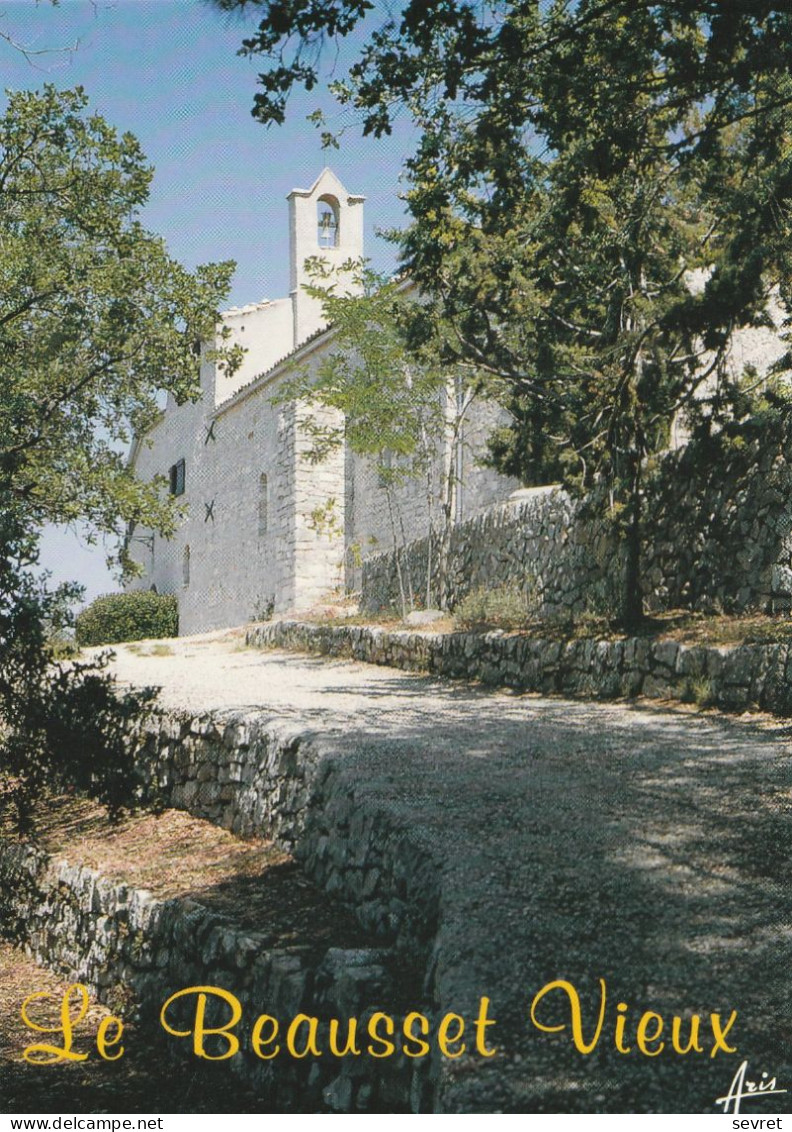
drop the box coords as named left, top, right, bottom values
left=125, top=169, right=517, bottom=633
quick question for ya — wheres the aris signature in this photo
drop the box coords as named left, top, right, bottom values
left=715, top=1059, right=787, bottom=1116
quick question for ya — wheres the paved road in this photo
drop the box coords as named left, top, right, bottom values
left=109, top=634, right=792, bottom=1114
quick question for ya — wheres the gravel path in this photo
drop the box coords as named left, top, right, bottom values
left=107, top=632, right=792, bottom=1114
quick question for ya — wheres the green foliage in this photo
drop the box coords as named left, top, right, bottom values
left=212, top=0, right=373, bottom=128
left=0, top=87, right=236, bottom=829
left=0, top=85, right=236, bottom=546
left=149, top=643, right=175, bottom=657
left=44, top=630, right=80, bottom=661
left=680, top=654, right=716, bottom=708
left=276, top=260, right=470, bottom=614
left=453, top=581, right=537, bottom=632
left=220, top=4, right=792, bottom=166
left=307, top=497, right=343, bottom=539
left=688, top=676, right=715, bottom=709
left=0, top=518, right=156, bottom=832
left=276, top=261, right=447, bottom=479
left=220, top=2, right=792, bottom=626
left=75, top=591, right=178, bottom=647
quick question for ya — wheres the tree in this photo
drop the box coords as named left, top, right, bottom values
left=276, top=260, right=473, bottom=614
left=214, top=1, right=792, bottom=625
left=0, top=85, right=236, bottom=542
left=0, top=85, right=236, bottom=827
left=212, top=3, right=792, bottom=145
left=0, top=513, right=157, bottom=833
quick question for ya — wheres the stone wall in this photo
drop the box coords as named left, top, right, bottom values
left=0, top=839, right=408, bottom=1112
left=6, top=615, right=790, bottom=1111
left=362, top=486, right=619, bottom=617
left=247, top=619, right=792, bottom=716
left=641, top=426, right=792, bottom=613
left=362, top=421, right=792, bottom=617
left=345, top=392, right=521, bottom=599
left=135, top=710, right=441, bottom=948
left=1, top=707, right=444, bottom=1112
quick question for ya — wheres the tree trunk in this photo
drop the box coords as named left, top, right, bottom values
left=622, top=458, right=644, bottom=629
left=397, top=506, right=415, bottom=612
left=424, top=459, right=434, bottom=609
left=437, top=460, right=455, bottom=613
left=385, top=485, right=409, bottom=620
left=435, top=379, right=470, bottom=611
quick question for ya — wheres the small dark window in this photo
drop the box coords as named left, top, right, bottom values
left=182, top=545, right=190, bottom=588
left=169, top=458, right=186, bottom=496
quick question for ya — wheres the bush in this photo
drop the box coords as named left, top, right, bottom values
left=453, top=581, right=537, bottom=631
left=75, top=591, right=178, bottom=646
left=0, top=519, right=158, bottom=832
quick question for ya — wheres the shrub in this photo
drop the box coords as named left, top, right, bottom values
left=453, top=581, right=537, bottom=631
left=0, top=520, right=157, bottom=832
left=75, top=591, right=178, bottom=646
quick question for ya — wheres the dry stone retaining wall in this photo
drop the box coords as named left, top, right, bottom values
left=0, top=839, right=409, bottom=1111
left=135, top=711, right=442, bottom=947
left=6, top=612, right=792, bottom=1110
left=1, top=708, right=444, bottom=1112
left=362, top=487, right=616, bottom=618
left=641, top=432, right=792, bottom=612
left=362, top=423, right=792, bottom=617
left=247, top=620, right=792, bottom=716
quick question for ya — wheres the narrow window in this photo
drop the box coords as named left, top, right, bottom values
left=317, top=195, right=339, bottom=248
left=169, top=458, right=186, bottom=496
left=258, top=473, right=269, bottom=536
left=182, top=544, right=190, bottom=588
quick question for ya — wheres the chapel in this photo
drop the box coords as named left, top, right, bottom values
left=126, top=169, right=515, bottom=633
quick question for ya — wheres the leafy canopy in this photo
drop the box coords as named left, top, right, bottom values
left=0, top=512, right=156, bottom=833
left=275, top=260, right=471, bottom=612
left=0, top=86, right=235, bottom=828
left=218, top=1, right=792, bottom=622
left=277, top=260, right=447, bottom=477
left=0, top=85, right=236, bottom=546
left=212, top=2, right=792, bottom=147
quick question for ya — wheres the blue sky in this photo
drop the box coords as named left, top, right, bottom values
left=3, top=0, right=415, bottom=600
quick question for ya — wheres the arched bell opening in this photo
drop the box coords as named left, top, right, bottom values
left=317, top=195, right=340, bottom=248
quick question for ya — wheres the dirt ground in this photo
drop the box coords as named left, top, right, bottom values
left=0, top=941, right=266, bottom=1113
left=0, top=793, right=386, bottom=1114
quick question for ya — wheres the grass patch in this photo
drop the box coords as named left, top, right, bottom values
left=453, top=583, right=537, bottom=632
left=524, top=609, right=792, bottom=647
left=148, top=643, right=174, bottom=656
left=660, top=611, right=792, bottom=647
